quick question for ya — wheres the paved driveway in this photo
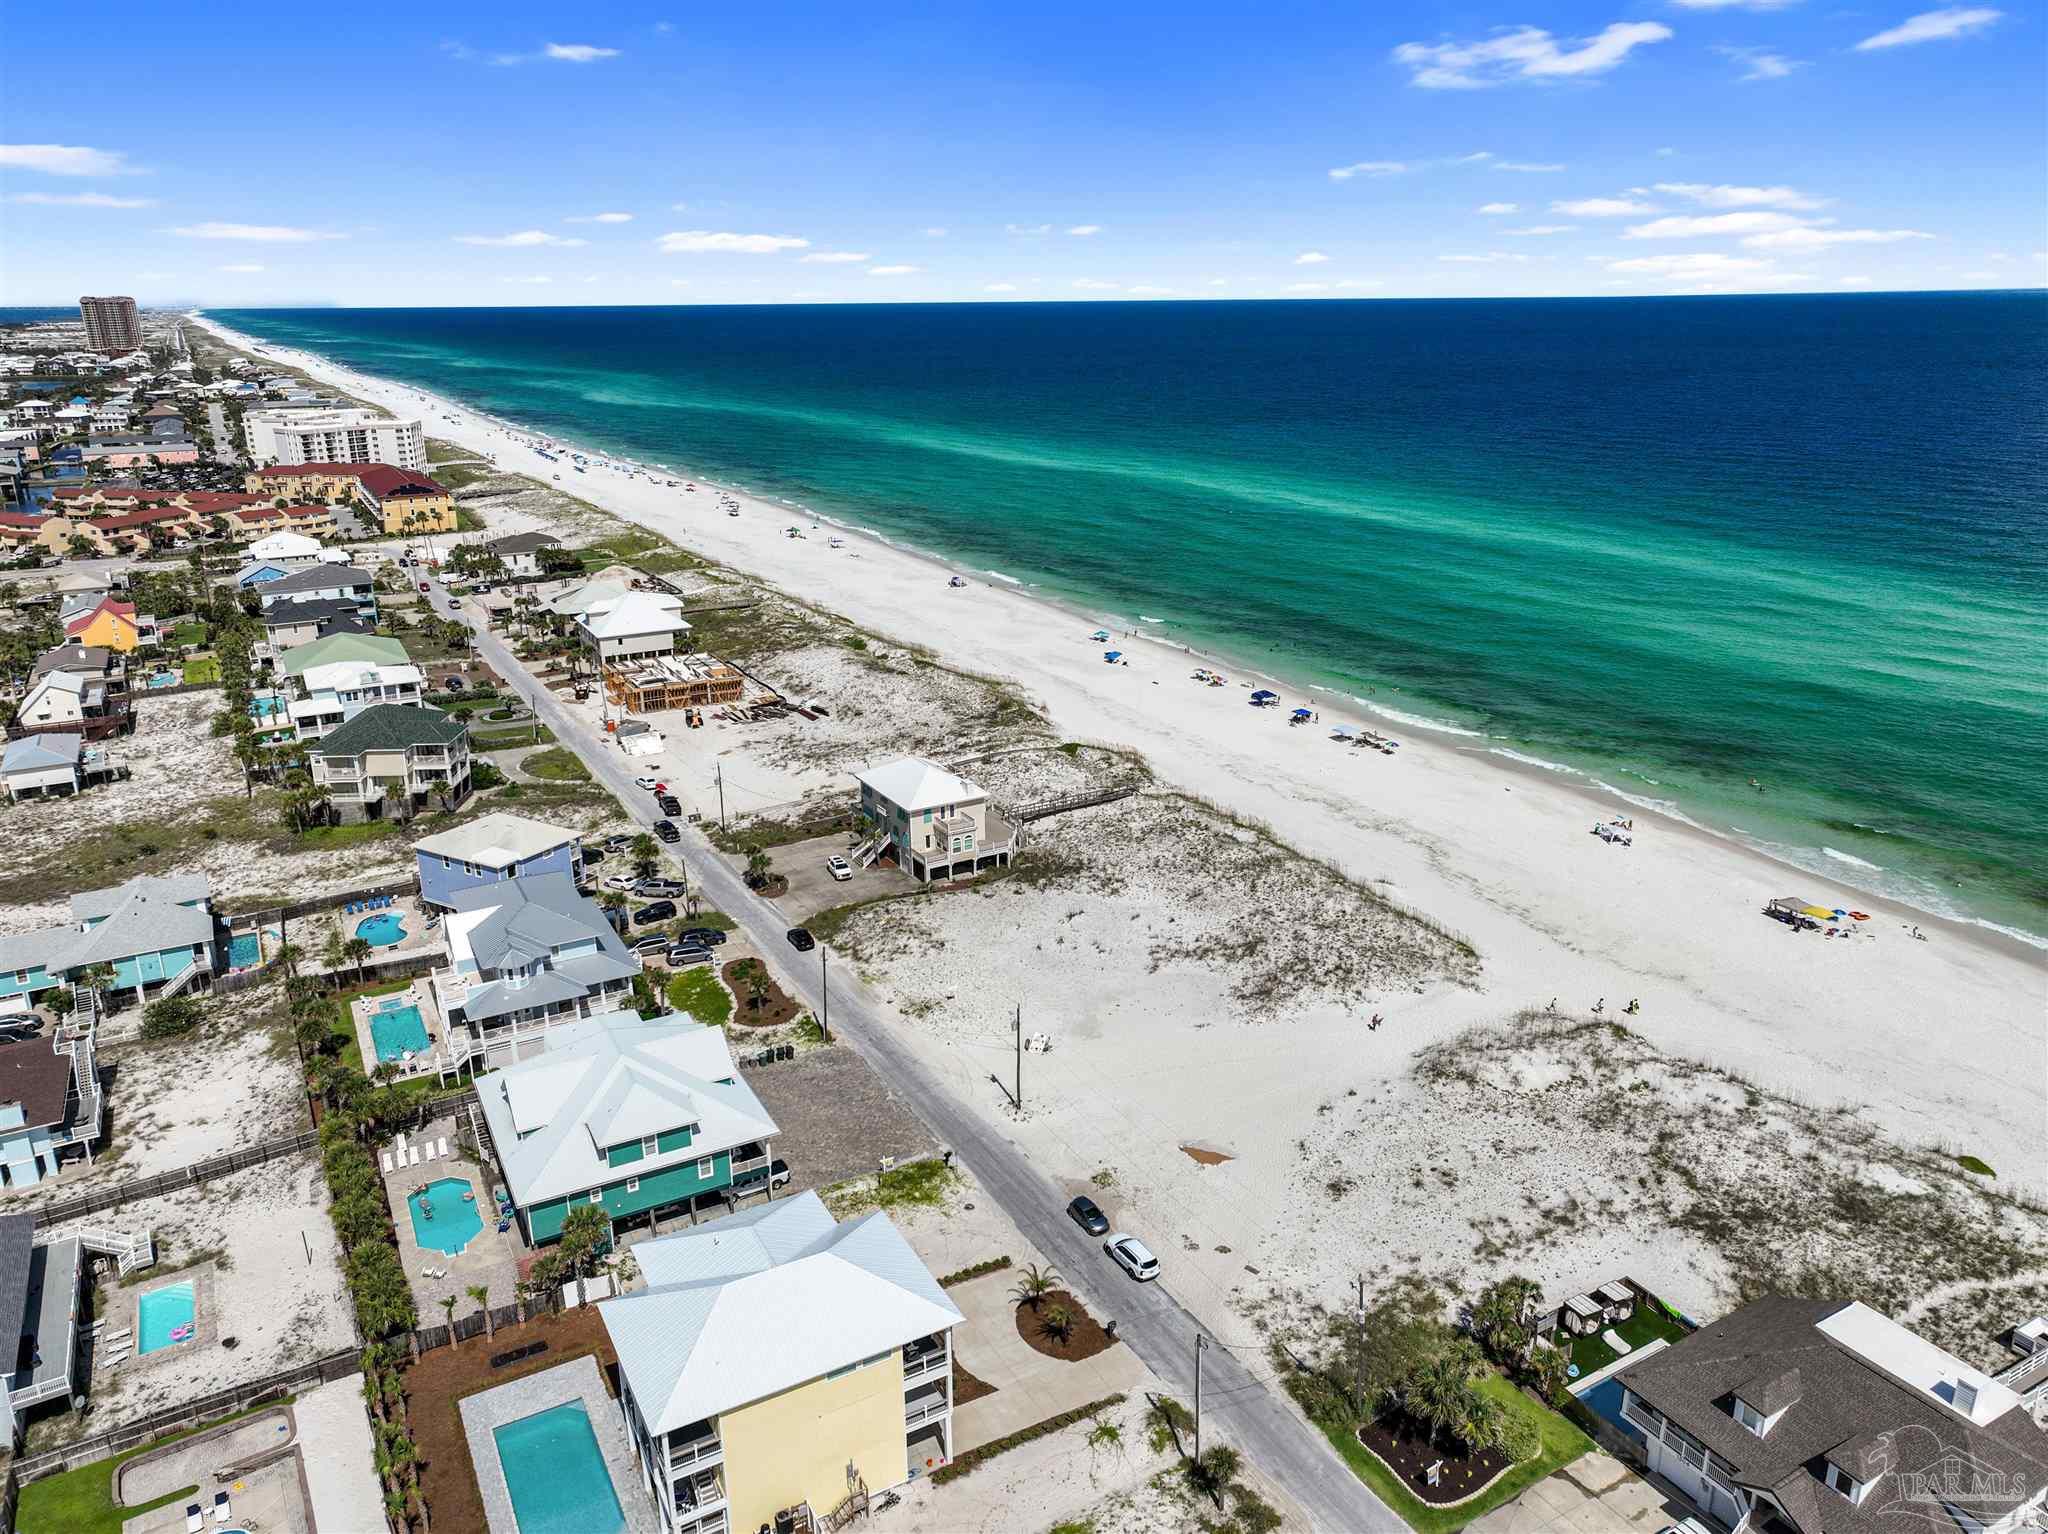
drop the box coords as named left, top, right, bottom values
left=773, top=830, right=918, bottom=922
left=946, top=1267, right=1146, bottom=1452
left=1467, top=1450, right=1686, bottom=1534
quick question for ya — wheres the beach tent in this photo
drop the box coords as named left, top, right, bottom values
left=1103, top=650, right=1123, bottom=663
left=1331, top=725, right=1357, bottom=739
left=1291, top=708, right=1313, bottom=720
left=1090, top=629, right=1111, bottom=642
left=1798, top=904, right=1836, bottom=920
left=1249, top=689, right=1279, bottom=705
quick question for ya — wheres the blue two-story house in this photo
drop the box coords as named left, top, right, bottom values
left=413, top=813, right=586, bottom=909
left=0, top=874, right=219, bottom=1018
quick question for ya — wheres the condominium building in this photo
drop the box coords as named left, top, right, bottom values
left=243, top=408, right=425, bottom=471
left=78, top=297, right=140, bottom=354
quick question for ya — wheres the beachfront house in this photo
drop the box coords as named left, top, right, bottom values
left=2, top=734, right=84, bottom=800
left=0, top=873, right=218, bottom=1018
left=255, top=564, right=378, bottom=623
left=285, top=653, right=425, bottom=740
left=62, top=598, right=154, bottom=654
left=599, top=1190, right=962, bottom=1534
left=474, top=1011, right=778, bottom=1247
left=482, top=530, right=562, bottom=579
left=0, top=1031, right=103, bottom=1185
left=414, top=813, right=585, bottom=908
left=11, top=669, right=128, bottom=740
left=245, top=461, right=455, bottom=533
left=575, top=590, right=692, bottom=667
left=1617, top=1295, right=2048, bottom=1534
left=304, top=703, right=471, bottom=823
left=260, top=598, right=375, bottom=654
left=0, top=1213, right=86, bottom=1437
left=244, top=528, right=323, bottom=567
left=853, top=758, right=1016, bottom=884
left=427, top=872, right=637, bottom=1071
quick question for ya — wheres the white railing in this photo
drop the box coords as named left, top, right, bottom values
left=68, top=1225, right=156, bottom=1276
left=903, top=1349, right=948, bottom=1384
left=669, top=1433, right=723, bottom=1472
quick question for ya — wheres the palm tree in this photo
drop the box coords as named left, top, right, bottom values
left=631, top=833, right=659, bottom=879
left=322, top=924, right=347, bottom=976
left=559, top=1203, right=611, bottom=1308
left=1011, top=1262, right=1059, bottom=1311
left=440, top=1295, right=459, bottom=1348
left=1471, top=1275, right=1541, bottom=1362
left=1042, top=1302, right=1074, bottom=1345
left=467, top=1282, right=494, bottom=1343
left=343, top=936, right=373, bottom=984
left=745, top=846, right=774, bottom=889
left=79, top=962, right=117, bottom=1020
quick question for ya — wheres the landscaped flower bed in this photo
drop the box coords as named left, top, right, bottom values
left=1014, top=1287, right=1117, bottom=1363
left=1357, top=1408, right=1515, bottom=1506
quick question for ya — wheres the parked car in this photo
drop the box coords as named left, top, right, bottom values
left=735, top=1157, right=792, bottom=1190
left=826, top=855, right=852, bottom=881
left=634, top=878, right=686, bottom=898
left=445, top=676, right=465, bottom=692
left=1103, top=1234, right=1159, bottom=1282
left=1067, top=1195, right=1109, bottom=1236
left=604, top=873, right=635, bottom=890
left=632, top=900, right=677, bottom=925
left=652, top=820, right=680, bottom=843
left=786, top=927, right=815, bottom=952
left=665, top=944, right=711, bottom=968
left=657, top=794, right=682, bottom=816
left=629, top=935, right=669, bottom=956
left=677, top=927, right=727, bottom=948
left=579, top=845, right=605, bottom=864
left=602, top=833, right=636, bottom=850
left=633, top=775, right=659, bottom=791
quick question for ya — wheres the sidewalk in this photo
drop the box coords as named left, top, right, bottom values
left=294, top=1372, right=386, bottom=1533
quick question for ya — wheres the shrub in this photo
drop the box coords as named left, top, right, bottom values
left=938, top=1255, right=1012, bottom=1287
left=931, top=1394, right=1127, bottom=1483
left=141, top=996, right=202, bottom=1039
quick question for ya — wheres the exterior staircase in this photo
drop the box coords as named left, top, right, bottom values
left=67, top=1226, right=156, bottom=1277
left=852, top=834, right=887, bottom=869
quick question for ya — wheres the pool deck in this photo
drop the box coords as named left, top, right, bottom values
left=382, top=1112, right=527, bottom=1336
left=120, top=1262, right=219, bottom=1375
left=347, top=963, right=450, bottom=1080
left=457, top=1354, right=659, bottom=1534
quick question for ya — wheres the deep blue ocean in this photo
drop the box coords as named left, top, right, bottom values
left=141, top=297, right=2048, bottom=938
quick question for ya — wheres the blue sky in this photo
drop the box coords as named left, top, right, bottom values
left=1, top=0, right=2041, bottom=305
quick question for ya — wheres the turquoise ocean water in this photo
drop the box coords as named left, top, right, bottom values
left=201, top=298, right=2047, bottom=942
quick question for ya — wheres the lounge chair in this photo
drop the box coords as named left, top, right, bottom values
left=434, top=1136, right=449, bottom=1159
left=381, top=1152, right=394, bottom=1173
left=408, top=1145, right=422, bottom=1167
left=186, top=1506, right=204, bottom=1534
left=213, top=1492, right=232, bottom=1524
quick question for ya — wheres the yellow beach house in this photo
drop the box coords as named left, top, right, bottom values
left=599, top=1191, right=962, bottom=1534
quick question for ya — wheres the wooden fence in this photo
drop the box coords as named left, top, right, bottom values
left=226, top=875, right=418, bottom=929
left=126, top=678, right=224, bottom=700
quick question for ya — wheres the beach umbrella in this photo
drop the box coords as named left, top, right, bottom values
left=1292, top=707, right=1313, bottom=719
left=1104, top=650, right=1122, bottom=663
left=1091, top=629, right=1111, bottom=641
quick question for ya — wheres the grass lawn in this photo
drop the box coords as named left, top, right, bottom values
left=16, top=1401, right=279, bottom=1534
left=1566, top=1303, right=1690, bottom=1378
left=292, top=821, right=406, bottom=853
left=522, top=746, right=590, bottom=782
left=170, top=620, right=208, bottom=648
left=472, top=725, right=554, bottom=751
left=327, top=975, right=413, bottom=1074
left=180, top=654, right=221, bottom=685
left=666, top=966, right=733, bottom=1027
left=1318, top=1373, right=1592, bottom=1534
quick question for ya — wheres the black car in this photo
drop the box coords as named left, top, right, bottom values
left=1067, top=1195, right=1110, bottom=1236
left=786, top=927, right=816, bottom=952
left=677, top=927, right=727, bottom=948
left=657, top=794, right=682, bottom=816
left=632, top=900, right=677, bottom=925
left=579, top=845, right=605, bottom=864
left=652, top=820, right=680, bottom=843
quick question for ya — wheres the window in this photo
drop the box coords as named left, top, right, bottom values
left=590, top=1190, right=604, bottom=1205
left=695, top=1157, right=715, bottom=1179
left=625, top=1177, right=640, bottom=1194
left=1822, top=1464, right=1864, bottom=1502
left=642, top=1135, right=659, bottom=1157
left=1732, top=1397, right=1765, bottom=1436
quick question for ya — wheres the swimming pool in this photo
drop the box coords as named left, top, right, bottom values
left=146, top=672, right=180, bottom=689
left=408, top=1177, right=483, bottom=1255
left=249, top=693, right=287, bottom=718
left=370, top=1001, right=428, bottom=1062
left=226, top=932, right=261, bottom=969
left=137, top=1279, right=196, bottom=1354
left=493, top=1402, right=626, bottom=1534
left=1576, top=1377, right=1644, bottom=1443
left=356, top=912, right=407, bottom=947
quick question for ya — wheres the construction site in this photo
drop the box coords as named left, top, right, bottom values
left=598, top=652, right=747, bottom=713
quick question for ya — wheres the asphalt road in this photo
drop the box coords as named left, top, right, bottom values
left=433, top=582, right=1402, bottom=1531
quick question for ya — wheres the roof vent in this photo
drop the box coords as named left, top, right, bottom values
left=1952, top=1379, right=1978, bottom=1415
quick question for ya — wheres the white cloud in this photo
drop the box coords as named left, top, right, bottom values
left=1956, top=270, right=2000, bottom=280
left=1440, top=251, right=1530, bottom=263
left=455, top=229, right=588, bottom=247
left=1553, top=197, right=1659, bottom=216
left=1478, top=202, right=1519, bottom=214
left=922, top=227, right=948, bottom=237
left=0, top=143, right=137, bottom=177
left=1071, top=278, right=1119, bottom=290
left=1006, top=222, right=1053, bottom=235
left=983, top=282, right=1018, bottom=293
left=502, top=275, right=555, bottom=284
left=1653, top=182, right=1824, bottom=210
left=657, top=230, right=809, bottom=254
left=1393, top=22, right=1672, bottom=89
left=1505, top=224, right=1576, bottom=235
left=1295, top=251, right=1331, bottom=265
left=1854, top=7, right=2002, bottom=49
left=10, top=191, right=157, bottom=207
left=670, top=279, right=690, bottom=288
left=1494, top=161, right=1567, bottom=173
left=1329, top=161, right=1408, bottom=180
left=565, top=212, right=633, bottom=224
left=1285, top=282, right=1331, bottom=292
left=1655, top=146, right=1677, bottom=157
left=1067, top=224, right=1102, bottom=236
left=1838, top=275, right=1874, bottom=286
left=1714, top=45, right=1804, bottom=79
left=1741, top=226, right=1933, bottom=250
left=1607, top=251, right=1772, bottom=276
left=170, top=222, right=342, bottom=242
left=1624, top=211, right=1810, bottom=238
left=544, top=42, right=621, bottom=61
left=217, top=263, right=265, bottom=273
left=799, top=251, right=871, bottom=264
left=1456, top=151, right=1496, bottom=163
left=867, top=264, right=920, bottom=276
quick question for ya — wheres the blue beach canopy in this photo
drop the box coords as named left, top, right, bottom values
left=1104, top=650, right=1123, bottom=662
left=1090, top=629, right=1111, bottom=641
left=1250, top=689, right=1278, bottom=702
left=1292, top=708, right=1313, bottom=719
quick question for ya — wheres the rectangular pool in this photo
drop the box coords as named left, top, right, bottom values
left=137, top=1279, right=196, bottom=1354
left=371, top=1002, right=428, bottom=1062
left=492, top=1402, right=626, bottom=1534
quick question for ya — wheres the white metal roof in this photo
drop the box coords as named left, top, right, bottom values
left=1816, top=1301, right=2019, bottom=1426
left=578, top=591, right=690, bottom=641
left=854, top=757, right=986, bottom=813
left=601, top=1192, right=962, bottom=1432
left=247, top=530, right=321, bottom=560
left=413, top=812, right=580, bottom=869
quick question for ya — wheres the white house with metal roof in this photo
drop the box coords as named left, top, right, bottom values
left=413, top=812, right=585, bottom=908
left=599, top=1191, right=962, bottom=1534
left=2, top=734, right=84, bottom=800
left=576, top=591, right=692, bottom=666
left=474, top=1011, right=776, bottom=1246
left=284, top=655, right=425, bottom=740
left=853, top=757, right=1015, bottom=883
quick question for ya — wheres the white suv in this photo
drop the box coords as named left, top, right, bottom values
left=826, top=855, right=852, bottom=881
left=1104, top=1234, right=1159, bottom=1282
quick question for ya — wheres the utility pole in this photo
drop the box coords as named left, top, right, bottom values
left=715, top=763, right=726, bottom=827
left=1194, top=1333, right=1207, bottom=1465
left=820, top=947, right=830, bottom=1043
left=1014, top=1003, right=1023, bottom=1111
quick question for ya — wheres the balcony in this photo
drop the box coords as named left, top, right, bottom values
left=904, top=1382, right=950, bottom=1428
left=669, top=1422, right=723, bottom=1473
left=675, top=1465, right=727, bottom=1518
left=903, top=1337, right=949, bottom=1385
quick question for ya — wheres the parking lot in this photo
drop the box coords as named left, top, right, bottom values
left=771, top=831, right=919, bottom=922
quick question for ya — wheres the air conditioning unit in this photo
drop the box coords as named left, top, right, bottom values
left=2014, top=1317, right=2048, bottom=1355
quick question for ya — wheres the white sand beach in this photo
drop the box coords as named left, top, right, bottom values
left=194, top=316, right=2046, bottom=1336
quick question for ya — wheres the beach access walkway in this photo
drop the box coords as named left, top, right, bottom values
left=429, top=582, right=1406, bottom=1532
